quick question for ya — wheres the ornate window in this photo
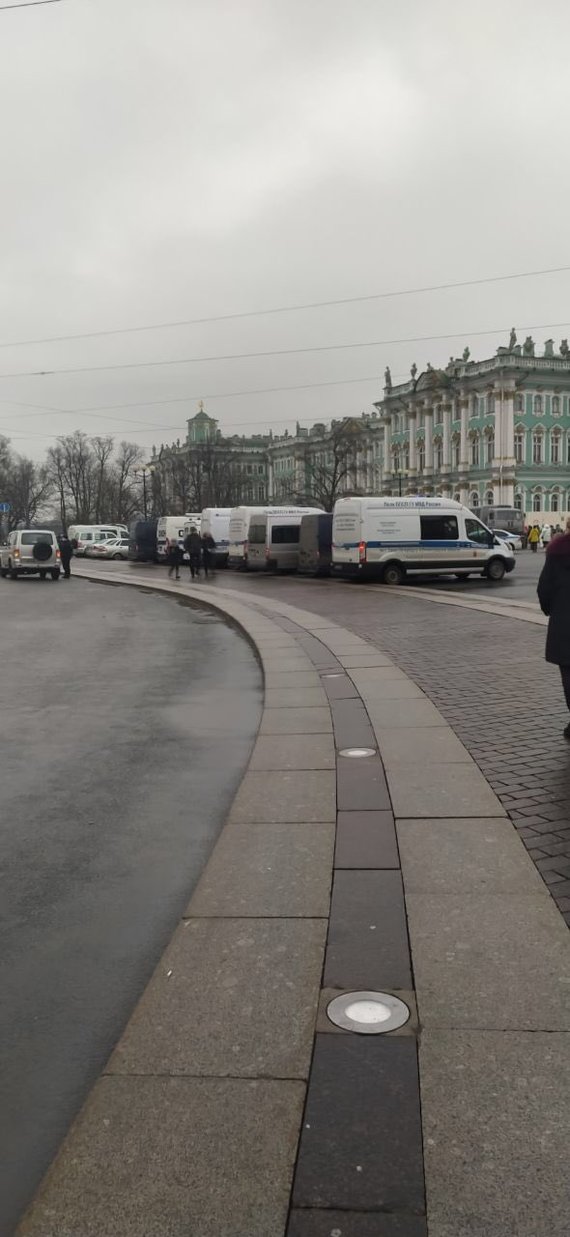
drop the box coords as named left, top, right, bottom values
left=514, top=490, right=523, bottom=512
left=485, top=489, right=494, bottom=505
left=470, top=490, right=480, bottom=509
left=514, top=431, right=524, bottom=464
left=453, top=439, right=460, bottom=468
left=453, top=491, right=461, bottom=503
left=533, top=393, right=543, bottom=416
left=469, top=434, right=480, bottom=467
left=515, top=393, right=524, bottom=413
left=551, top=489, right=560, bottom=513
left=486, top=432, right=494, bottom=464
left=552, top=395, right=561, bottom=416
left=471, top=395, right=479, bottom=418
left=418, top=442, right=425, bottom=472
left=487, top=393, right=495, bottom=415
left=532, top=490, right=542, bottom=513
left=435, top=438, right=443, bottom=470
left=551, top=430, right=561, bottom=465
left=532, top=431, right=543, bottom=465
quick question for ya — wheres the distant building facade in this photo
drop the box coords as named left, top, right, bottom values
left=150, top=334, right=570, bottom=521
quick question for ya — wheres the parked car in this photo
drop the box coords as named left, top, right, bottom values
left=88, top=537, right=130, bottom=560
left=0, top=529, right=61, bottom=579
left=493, top=529, right=523, bottom=552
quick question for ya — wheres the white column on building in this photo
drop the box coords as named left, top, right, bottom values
left=424, top=407, right=434, bottom=481
left=267, top=456, right=274, bottom=500
left=493, top=379, right=516, bottom=506
left=458, top=389, right=470, bottom=504
left=382, top=416, right=392, bottom=479
left=442, top=402, right=452, bottom=469
left=408, top=410, right=417, bottom=475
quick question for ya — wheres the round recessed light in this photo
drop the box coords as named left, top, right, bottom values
left=322, top=673, right=344, bottom=678
left=326, top=990, right=410, bottom=1035
left=339, top=746, right=376, bottom=758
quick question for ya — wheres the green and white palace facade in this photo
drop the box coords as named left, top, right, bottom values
left=378, top=332, right=570, bottom=522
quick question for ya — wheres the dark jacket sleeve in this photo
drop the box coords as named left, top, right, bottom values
left=537, top=559, right=554, bottom=616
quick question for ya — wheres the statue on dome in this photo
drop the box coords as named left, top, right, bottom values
left=560, top=339, right=569, bottom=357
left=410, top=362, right=417, bottom=380
left=384, top=366, right=392, bottom=391
left=509, top=328, right=517, bottom=350
left=462, top=346, right=470, bottom=361
left=523, top=336, right=535, bottom=356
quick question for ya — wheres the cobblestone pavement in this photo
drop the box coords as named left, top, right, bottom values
left=218, top=573, right=570, bottom=926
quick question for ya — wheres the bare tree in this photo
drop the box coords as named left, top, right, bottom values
left=45, top=443, right=69, bottom=529
left=300, top=420, right=363, bottom=511
left=91, top=436, right=115, bottom=522
left=111, top=441, right=145, bottom=523
left=5, top=457, right=52, bottom=529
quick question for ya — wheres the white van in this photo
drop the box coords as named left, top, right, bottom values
left=228, top=506, right=271, bottom=567
left=200, top=508, right=232, bottom=567
left=332, top=496, right=515, bottom=584
left=68, top=524, right=128, bottom=556
left=156, top=515, right=195, bottom=561
left=247, top=507, right=323, bottom=572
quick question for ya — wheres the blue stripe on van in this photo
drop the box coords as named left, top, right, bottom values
left=333, top=540, right=476, bottom=550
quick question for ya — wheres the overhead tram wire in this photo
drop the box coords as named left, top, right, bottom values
left=1, top=319, right=570, bottom=381
left=0, top=263, right=569, bottom=350
left=0, top=0, right=63, bottom=9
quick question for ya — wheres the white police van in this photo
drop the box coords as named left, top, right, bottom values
left=332, top=496, right=515, bottom=584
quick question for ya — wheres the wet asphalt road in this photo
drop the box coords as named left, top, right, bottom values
left=0, top=576, right=261, bottom=1236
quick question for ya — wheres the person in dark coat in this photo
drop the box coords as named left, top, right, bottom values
left=200, top=531, right=216, bottom=579
left=166, top=539, right=183, bottom=580
left=183, top=527, right=202, bottom=580
left=59, top=535, right=74, bottom=578
left=537, top=518, right=570, bottom=738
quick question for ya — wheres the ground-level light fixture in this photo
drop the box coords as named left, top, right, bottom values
left=326, top=990, right=410, bottom=1035
left=339, top=747, right=376, bottom=758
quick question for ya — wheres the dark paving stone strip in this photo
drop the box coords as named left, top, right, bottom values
left=292, top=1036, right=425, bottom=1215
left=337, top=756, right=391, bottom=812
left=322, top=674, right=360, bottom=701
left=248, top=603, right=425, bottom=1228
left=329, top=697, right=377, bottom=750
left=324, top=870, right=413, bottom=990
left=335, top=810, right=399, bottom=869
left=288, top=1211, right=428, bottom=1236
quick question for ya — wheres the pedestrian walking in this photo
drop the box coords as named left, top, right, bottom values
left=183, top=526, right=202, bottom=580
left=201, top=531, right=216, bottom=579
left=541, top=523, right=552, bottom=548
left=528, top=524, right=540, bottom=553
left=59, top=535, right=74, bottom=579
left=166, top=539, right=183, bottom=580
left=537, top=518, right=570, bottom=739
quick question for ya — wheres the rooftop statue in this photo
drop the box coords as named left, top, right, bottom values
left=523, top=336, right=535, bottom=356
left=509, top=328, right=517, bottom=350
left=462, top=346, right=470, bottom=361
left=384, top=366, right=392, bottom=390
left=560, top=339, right=569, bottom=357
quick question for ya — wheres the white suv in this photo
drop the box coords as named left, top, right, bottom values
left=0, top=530, right=61, bottom=580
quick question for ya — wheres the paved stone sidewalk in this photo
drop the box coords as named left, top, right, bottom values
left=218, top=573, right=570, bottom=926
left=18, top=565, right=570, bottom=1237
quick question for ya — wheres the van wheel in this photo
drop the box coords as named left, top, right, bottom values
left=486, top=558, right=506, bottom=582
left=51, top=570, right=60, bottom=581
left=39, top=570, right=47, bottom=579
left=382, top=562, right=405, bottom=586
left=9, top=567, right=18, bottom=580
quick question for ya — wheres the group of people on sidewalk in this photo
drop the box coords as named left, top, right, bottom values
left=526, top=522, right=562, bottom=551
left=166, top=527, right=216, bottom=581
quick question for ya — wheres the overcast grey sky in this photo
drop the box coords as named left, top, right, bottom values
left=1, top=0, right=570, bottom=459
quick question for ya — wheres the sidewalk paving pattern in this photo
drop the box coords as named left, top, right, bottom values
left=17, top=566, right=570, bottom=1237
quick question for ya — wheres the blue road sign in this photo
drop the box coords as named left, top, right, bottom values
left=0, top=502, right=10, bottom=513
